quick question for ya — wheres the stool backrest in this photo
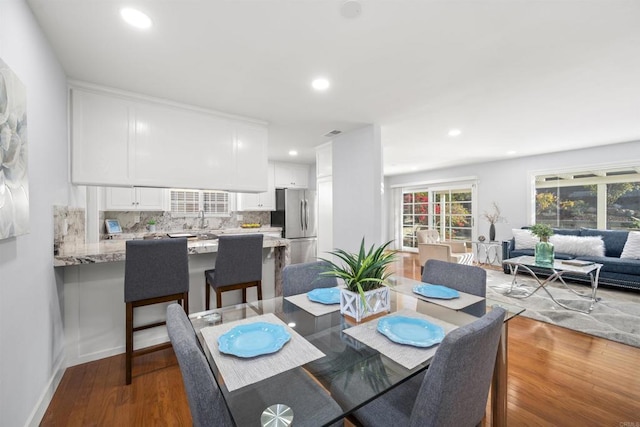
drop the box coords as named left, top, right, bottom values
left=124, top=238, right=189, bottom=303
left=212, top=234, right=264, bottom=286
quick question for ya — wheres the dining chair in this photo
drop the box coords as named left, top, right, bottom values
left=204, top=234, right=263, bottom=310
left=166, top=304, right=233, bottom=427
left=282, top=260, right=338, bottom=297
left=332, top=307, right=507, bottom=427
left=124, top=238, right=189, bottom=385
left=422, top=258, right=487, bottom=316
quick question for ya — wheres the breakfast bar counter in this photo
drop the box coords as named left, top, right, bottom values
left=56, top=232, right=291, bottom=367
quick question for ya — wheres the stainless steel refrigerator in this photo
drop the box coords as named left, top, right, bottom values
left=271, top=188, right=317, bottom=264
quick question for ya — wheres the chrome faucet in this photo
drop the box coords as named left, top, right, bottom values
left=198, top=210, right=208, bottom=230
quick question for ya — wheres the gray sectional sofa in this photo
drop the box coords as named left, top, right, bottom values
left=502, top=227, right=640, bottom=291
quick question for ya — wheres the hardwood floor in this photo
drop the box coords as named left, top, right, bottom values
left=42, top=253, right=640, bottom=426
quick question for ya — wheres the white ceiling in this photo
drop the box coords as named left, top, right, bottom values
left=26, top=0, right=640, bottom=175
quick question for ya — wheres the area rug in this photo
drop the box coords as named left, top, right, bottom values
left=485, top=269, right=640, bottom=348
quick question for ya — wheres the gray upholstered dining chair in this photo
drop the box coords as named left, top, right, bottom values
left=422, top=258, right=487, bottom=317
left=166, top=304, right=233, bottom=427
left=282, top=260, right=338, bottom=297
left=205, top=234, right=264, bottom=310
left=124, top=238, right=189, bottom=385
left=332, top=307, right=506, bottom=427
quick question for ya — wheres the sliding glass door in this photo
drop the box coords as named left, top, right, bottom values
left=402, top=184, right=475, bottom=251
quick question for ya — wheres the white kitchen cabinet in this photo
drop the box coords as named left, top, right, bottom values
left=134, top=103, right=236, bottom=190
left=237, top=163, right=275, bottom=211
left=69, top=85, right=268, bottom=192
left=105, top=187, right=166, bottom=211
left=70, top=89, right=133, bottom=186
left=274, top=162, right=309, bottom=189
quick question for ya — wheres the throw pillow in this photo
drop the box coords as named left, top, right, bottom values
left=512, top=229, right=538, bottom=250
left=549, top=235, right=605, bottom=257
left=621, top=231, right=640, bottom=260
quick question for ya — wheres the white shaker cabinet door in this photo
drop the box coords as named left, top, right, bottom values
left=274, top=162, right=309, bottom=189
left=234, top=123, right=268, bottom=192
left=70, top=89, right=132, bottom=185
left=237, top=162, right=275, bottom=211
left=105, top=187, right=166, bottom=211
left=134, top=103, right=235, bottom=189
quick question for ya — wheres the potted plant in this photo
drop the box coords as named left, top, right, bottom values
left=320, top=238, right=396, bottom=322
left=529, top=224, right=554, bottom=266
left=147, top=218, right=157, bottom=233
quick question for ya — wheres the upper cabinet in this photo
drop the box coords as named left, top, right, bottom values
left=274, top=162, right=309, bottom=189
left=236, top=163, right=275, bottom=211
left=105, top=187, right=166, bottom=211
left=69, top=85, right=268, bottom=192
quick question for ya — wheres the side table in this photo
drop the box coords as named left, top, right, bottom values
left=472, top=241, right=502, bottom=266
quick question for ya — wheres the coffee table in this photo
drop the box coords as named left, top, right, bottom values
left=502, top=256, right=602, bottom=313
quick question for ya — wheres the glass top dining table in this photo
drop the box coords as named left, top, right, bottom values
left=189, top=276, right=524, bottom=427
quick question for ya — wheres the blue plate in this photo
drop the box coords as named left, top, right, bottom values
left=218, top=322, right=291, bottom=358
left=413, top=283, right=460, bottom=299
left=377, top=316, right=445, bottom=347
left=307, top=287, right=341, bottom=305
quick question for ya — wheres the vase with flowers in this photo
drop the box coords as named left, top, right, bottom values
left=482, top=202, right=506, bottom=241
left=530, top=224, right=554, bottom=266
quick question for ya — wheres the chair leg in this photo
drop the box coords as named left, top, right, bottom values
left=257, top=280, right=262, bottom=301
left=242, top=287, right=247, bottom=303
left=216, top=289, right=222, bottom=309
left=125, top=302, right=133, bottom=385
left=205, top=279, right=211, bottom=311
left=182, top=291, right=189, bottom=314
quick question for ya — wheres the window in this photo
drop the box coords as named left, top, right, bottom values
left=170, top=189, right=230, bottom=216
left=401, top=185, right=474, bottom=250
left=534, top=167, right=640, bottom=230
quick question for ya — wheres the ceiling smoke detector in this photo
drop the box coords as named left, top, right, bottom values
left=324, top=130, right=342, bottom=137
left=341, top=0, right=362, bottom=19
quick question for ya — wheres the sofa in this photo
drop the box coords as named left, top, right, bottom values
left=502, top=227, right=640, bottom=291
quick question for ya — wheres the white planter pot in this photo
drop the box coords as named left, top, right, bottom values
left=340, top=287, right=390, bottom=322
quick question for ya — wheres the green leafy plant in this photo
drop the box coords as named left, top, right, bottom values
left=147, top=218, right=157, bottom=225
left=319, top=238, right=396, bottom=298
left=529, top=224, right=554, bottom=241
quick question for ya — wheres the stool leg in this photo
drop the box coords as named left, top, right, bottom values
left=257, top=280, right=263, bottom=301
left=182, top=292, right=189, bottom=314
left=242, top=287, right=247, bottom=303
left=216, top=289, right=222, bottom=309
left=205, top=279, right=211, bottom=311
left=125, top=302, right=133, bottom=385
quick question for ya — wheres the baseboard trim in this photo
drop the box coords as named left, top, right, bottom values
left=25, top=356, right=66, bottom=427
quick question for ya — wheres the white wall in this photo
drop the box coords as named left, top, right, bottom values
left=332, top=125, right=384, bottom=252
left=385, top=140, right=640, bottom=243
left=0, top=1, right=70, bottom=425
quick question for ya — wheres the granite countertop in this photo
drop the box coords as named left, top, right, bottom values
left=54, top=228, right=288, bottom=267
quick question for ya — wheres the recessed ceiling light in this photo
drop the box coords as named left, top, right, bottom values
left=447, top=129, right=462, bottom=137
left=288, top=150, right=298, bottom=156
left=507, top=150, right=517, bottom=155
left=312, top=78, right=330, bottom=91
left=120, top=8, right=152, bottom=29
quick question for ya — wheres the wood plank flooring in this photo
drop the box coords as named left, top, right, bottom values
left=42, top=253, right=640, bottom=426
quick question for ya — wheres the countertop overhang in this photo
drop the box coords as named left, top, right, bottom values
left=54, top=231, right=289, bottom=267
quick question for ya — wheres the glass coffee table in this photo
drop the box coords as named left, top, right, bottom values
left=502, top=256, right=602, bottom=314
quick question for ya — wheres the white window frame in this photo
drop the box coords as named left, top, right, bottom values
left=169, top=189, right=233, bottom=217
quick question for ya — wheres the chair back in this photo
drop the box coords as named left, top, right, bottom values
left=422, top=259, right=486, bottom=297
left=408, top=307, right=506, bottom=427
left=282, top=261, right=338, bottom=297
left=416, top=229, right=440, bottom=244
left=124, top=238, right=189, bottom=303
left=213, top=234, right=264, bottom=286
left=166, top=304, right=233, bottom=427
left=418, top=243, right=454, bottom=267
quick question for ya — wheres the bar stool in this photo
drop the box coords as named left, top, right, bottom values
left=124, top=238, right=189, bottom=385
left=205, top=234, right=263, bottom=310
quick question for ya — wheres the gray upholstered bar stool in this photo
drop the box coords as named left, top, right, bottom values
left=124, top=238, right=189, bottom=385
left=205, top=234, right=264, bottom=310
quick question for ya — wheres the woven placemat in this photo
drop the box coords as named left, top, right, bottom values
left=284, top=292, right=341, bottom=317
left=393, top=281, right=485, bottom=310
left=342, top=309, right=458, bottom=370
left=201, top=313, right=325, bottom=391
